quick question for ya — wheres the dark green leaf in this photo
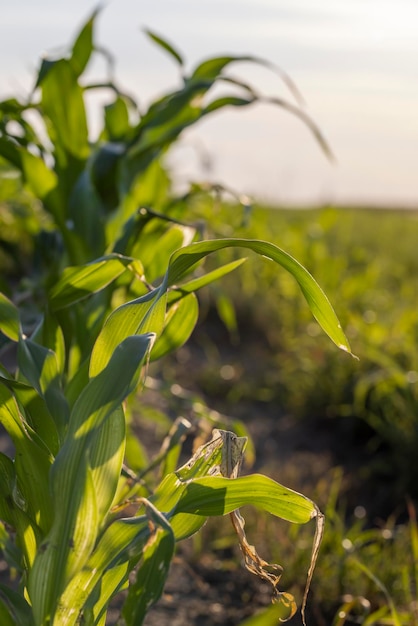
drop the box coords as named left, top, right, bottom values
left=145, top=29, right=184, bottom=67
left=0, top=137, right=23, bottom=170
left=0, top=585, right=34, bottom=626
left=123, top=502, right=175, bottom=625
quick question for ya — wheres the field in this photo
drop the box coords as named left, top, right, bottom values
left=0, top=11, right=417, bottom=625
left=134, top=203, right=418, bottom=625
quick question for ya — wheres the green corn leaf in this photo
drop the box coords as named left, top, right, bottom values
left=17, top=338, right=69, bottom=434
left=40, top=58, right=89, bottom=160
left=167, top=258, right=247, bottom=305
left=31, top=313, right=66, bottom=377
left=0, top=600, right=17, bottom=626
left=0, top=137, right=22, bottom=170
left=134, top=224, right=195, bottom=283
left=203, top=95, right=254, bottom=114
left=1, top=378, right=60, bottom=456
left=28, top=462, right=99, bottom=624
left=145, top=29, right=184, bottom=67
left=68, top=169, right=106, bottom=259
left=28, top=335, right=154, bottom=622
left=174, top=474, right=315, bottom=524
left=70, top=8, right=99, bottom=77
left=123, top=501, right=175, bottom=626
left=165, top=239, right=351, bottom=353
left=190, top=55, right=256, bottom=81
left=150, top=292, right=198, bottom=361
left=89, top=291, right=165, bottom=377
left=104, top=96, right=131, bottom=141
left=91, top=142, right=125, bottom=211
left=49, top=254, right=135, bottom=311
left=159, top=417, right=192, bottom=478
left=20, top=150, right=65, bottom=225
left=89, top=405, right=126, bottom=522
left=0, top=292, right=20, bottom=341
left=189, top=54, right=303, bottom=105
left=0, top=384, right=53, bottom=537
left=20, top=150, right=59, bottom=204
left=92, top=235, right=350, bottom=380
left=238, top=602, right=297, bottom=626
left=0, top=452, right=41, bottom=570
left=0, top=585, right=34, bottom=626
left=54, top=516, right=150, bottom=626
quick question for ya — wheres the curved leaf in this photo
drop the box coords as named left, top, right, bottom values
left=166, top=239, right=351, bottom=353
left=145, top=29, right=184, bottom=67
left=174, top=473, right=315, bottom=524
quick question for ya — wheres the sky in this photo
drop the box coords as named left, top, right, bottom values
left=1, top=0, right=418, bottom=207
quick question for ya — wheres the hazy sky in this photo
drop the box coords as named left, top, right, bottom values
left=1, top=0, right=418, bottom=207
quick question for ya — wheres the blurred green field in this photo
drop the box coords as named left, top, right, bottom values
left=169, top=201, right=418, bottom=624
left=188, top=202, right=418, bottom=496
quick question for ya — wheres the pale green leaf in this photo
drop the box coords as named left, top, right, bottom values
left=238, top=602, right=296, bottom=626
left=40, top=59, right=89, bottom=159
left=49, top=254, right=134, bottom=311
left=17, top=338, right=69, bottom=434
left=0, top=384, right=53, bottom=536
left=150, top=292, right=198, bottom=361
left=89, top=405, right=126, bottom=521
left=89, top=291, right=165, bottom=377
left=104, top=96, right=130, bottom=140
left=28, top=335, right=153, bottom=623
left=174, top=474, right=315, bottom=524
left=0, top=292, right=20, bottom=341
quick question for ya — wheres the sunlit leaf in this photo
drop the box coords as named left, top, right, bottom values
left=0, top=293, right=20, bottom=341
left=17, top=338, right=69, bottom=434
left=165, top=239, right=351, bottom=353
left=174, top=473, right=315, bottom=523
left=150, top=292, right=198, bottom=361
left=49, top=254, right=134, bottom=311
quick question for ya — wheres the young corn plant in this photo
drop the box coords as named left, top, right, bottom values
left=0, top=9, right=353, bottom=626
left=0, top=235, right=352, bottom=625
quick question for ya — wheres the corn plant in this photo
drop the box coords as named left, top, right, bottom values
left=0, top=233, right=352, bottom=624
left=0, top=8, right=353, bottom=625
